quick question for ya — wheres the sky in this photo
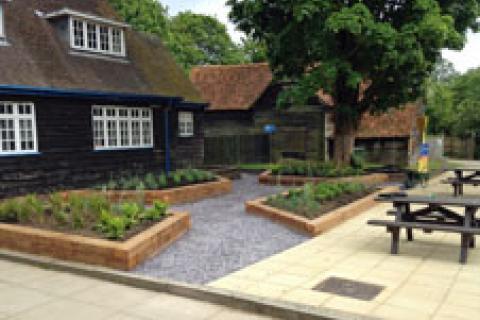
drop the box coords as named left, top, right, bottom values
left=161, top=0, right=480, bottom=73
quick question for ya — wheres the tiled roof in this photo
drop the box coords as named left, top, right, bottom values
left=0, top=0, right=202, bottom=103
left=357, top=103, right=419, bottom=138
left=190, top=63, right=273, bottom=111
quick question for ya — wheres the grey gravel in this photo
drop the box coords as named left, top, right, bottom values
left=133, top=174, right=308, bottom=285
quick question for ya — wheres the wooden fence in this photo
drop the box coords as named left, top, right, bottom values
left=444, top=136, right=476, bottom=160
left=204, top=134, right=270, bottom=165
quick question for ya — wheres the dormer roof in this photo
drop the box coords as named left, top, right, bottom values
left=0, top=0, right=203, bottom=104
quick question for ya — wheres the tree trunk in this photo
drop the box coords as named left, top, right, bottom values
left=333, top=117, right=357, bottom=166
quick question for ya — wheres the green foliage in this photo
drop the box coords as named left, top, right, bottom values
left=427, top=67, right=480, bottom=136
left=96, top=210, right=127, bottom=240
left=108, top=0, right=170, bottom=38
left=168, top=12, right=247, bottom=70
left=228, top=0, right=479, bottom=161
left=158, top=174, right=168, bottom=189
left=109, top=0, right=264, bottom=72
left=0, top=193, right=170, bottom=241
left=98, top=170, right=216, bottom=191
left=266, top=182, right=366, bottom=219
left=144, top=173, right=159, bottom=190
left=142, top=201, right=168, bottom=221
left=119, top=203, right=140, bottom=229
left=271, top=159, right=363, bottom=177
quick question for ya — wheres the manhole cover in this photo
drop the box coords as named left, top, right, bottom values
left=313, top=277, right=384, bottom=301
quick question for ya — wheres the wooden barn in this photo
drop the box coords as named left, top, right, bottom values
left=190, top=63, right=419, bottom=166
left=0, top=0, right=206, bottom=198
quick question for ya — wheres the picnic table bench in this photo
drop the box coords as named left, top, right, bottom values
left=442, top=168, right=480, bottom=196
left=368, top=194, right=480, bottom=263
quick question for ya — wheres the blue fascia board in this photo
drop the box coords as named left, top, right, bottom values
left=176, top=101, right=209, bottom=110
left=0, top=84, right=183, bottom=105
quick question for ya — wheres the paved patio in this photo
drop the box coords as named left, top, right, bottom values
left=209, top=172, right=480, bottom=319
left=0, top=259, right=276, bottom=320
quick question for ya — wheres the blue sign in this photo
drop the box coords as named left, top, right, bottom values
left=420, top=143, right=430, bottom=156
left=264, top=124, right=277, bottom=134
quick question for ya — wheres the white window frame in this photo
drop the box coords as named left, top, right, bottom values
left=69, top=17, right=126, bottom=57
left=0, top=3, right=5, bottom=40
left=92, top=106, right=153, bottom=150
left=178, top=111, right=194, bottom=138
left=0, top=102, right=38, bottom=155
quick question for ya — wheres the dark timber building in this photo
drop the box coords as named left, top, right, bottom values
left=0, top=0, right=206, bottom=197
left=190, top=63, right=420, bottom=166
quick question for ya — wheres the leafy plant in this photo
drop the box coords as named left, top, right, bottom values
left=144, top=173, right=159, bottom=190
left=158, top=174, right=168, bottom=189
left=120, top=202, right=140, bottom=229
left=142, top=201, right=168, bottom=221
left=96, top=209, right=126, bottom=240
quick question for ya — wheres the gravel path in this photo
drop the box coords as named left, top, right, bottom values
left=133, top=174, right=308, bottom=285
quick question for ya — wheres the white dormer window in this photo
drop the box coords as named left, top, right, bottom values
left=69, top=17, right=126, bottom=57
left=0, top=3, right=5, bottom=39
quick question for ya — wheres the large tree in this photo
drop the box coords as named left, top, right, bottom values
left=108, top=0, right=170, bottom=38
left=168, top=12, right=246, bottom=70
left=228, top=0, right=479, bottom=164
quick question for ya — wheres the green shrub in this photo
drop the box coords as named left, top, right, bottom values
left=267, top=182, right=367, bottom=219
left=142, top=201, right=168, bottom=221
left=171, top=172, right=183, bottom=186
left=96, top=210, right=126, bottom=240
left=120, top=203, right=140, bottom=229
left=144, top=173, right=159, bottom=190
left=158, top=174, right=168, bottom=188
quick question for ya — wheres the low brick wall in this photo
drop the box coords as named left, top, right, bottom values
left=0, top=212, right=191, bottom=270
left=258, top=171, right=390, bottom=187
left=246, top=187, right=398, bottom=236
left=65, top=177, right=233, bottom=205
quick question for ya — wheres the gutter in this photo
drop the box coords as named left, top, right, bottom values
left=0, top=84, right=183, bottom=105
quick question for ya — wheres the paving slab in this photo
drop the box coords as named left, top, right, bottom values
left=134, top=174, right=308, bottom=284
left=209, top=172, right=480, bottom=319
left=0, top=259, right=279, bottom=320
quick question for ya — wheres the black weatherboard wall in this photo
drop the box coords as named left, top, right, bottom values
left=0, top=95, right=204, bottom=198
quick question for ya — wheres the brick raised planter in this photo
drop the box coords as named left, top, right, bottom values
left=64, top=177, right=233, bottom=205
left=258, top=170, right=390, bottom=187
left=0, top=212, right=190, bottom=270
left=246, top=187, right=398, bottom=236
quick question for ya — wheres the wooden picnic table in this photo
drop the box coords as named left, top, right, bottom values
left=368, top=194, right=480, bottom=263
left=443, top=168, right=480, bottom=196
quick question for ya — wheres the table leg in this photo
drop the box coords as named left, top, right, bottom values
left=391, top=227, right=400, bottom=255
left=405, top=203, right=414, bottom=241
left=460, top=233, right=469, bottom=264
left=456, top=170, right=464, bottom=196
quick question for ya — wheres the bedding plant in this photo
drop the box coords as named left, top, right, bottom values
left=270, top=160, right=364, bottom=178
left=0, top=193, right=169, bottom=240
left=266, top=182, right=370, bottom=220
left=95, top=169, right=216, bottom=191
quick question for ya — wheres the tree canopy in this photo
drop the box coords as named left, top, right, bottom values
left=427, top=66, right=480, bottom=136
left=168, top=12, right=246, bottom=70
left=228, top=0, right=479, bottom=163
left=108, top=0, right=267, bottom=71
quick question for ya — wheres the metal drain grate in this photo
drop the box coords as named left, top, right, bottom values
left=313, top=277, right=385, bottom=301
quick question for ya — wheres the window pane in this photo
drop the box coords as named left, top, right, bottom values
left=87, top=23, right=97, bottom=49
left=0, top=119, right=15, bottom=151
left=19, top=119, right=34, bottom=151
left=100, top=26, right=110, bottom=51
left=112, top=28, right=122, bottom=53
left=142, top=121, right=152, bottom=145
left=120, top=120, right=129, bottom=146
left=107, top=120, right=117, bottom=147
left=0, top=4, right=4, bottom=38
left=73, top=19, right=84, bottom=47
left=93, top=120, right=105, bottom=148
left=131, top=121, right=141, bottom=146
